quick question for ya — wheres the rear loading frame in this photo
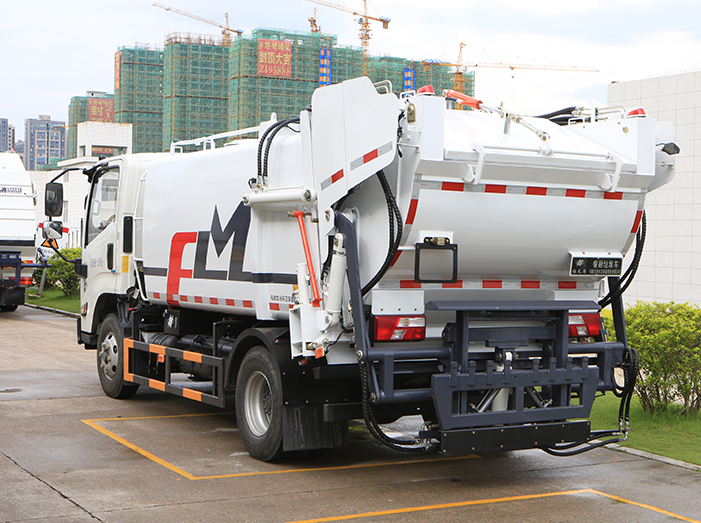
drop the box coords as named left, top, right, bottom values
left=335, top=212, right=628, bottom=455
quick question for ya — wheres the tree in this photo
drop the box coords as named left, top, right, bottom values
left=46, top=247, right=82, bottom=297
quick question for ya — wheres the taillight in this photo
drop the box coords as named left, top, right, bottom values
left=568, top=312, right=601, bottom=338
left=373, top=315, right=426, bottom=342
left=20, top=277, right=33, bottom=286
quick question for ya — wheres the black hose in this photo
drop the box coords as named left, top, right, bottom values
left=358, top=356, right=429, bottom=452
left=536, top=106, right=578, bottom=120
left=599, top=212, right=646, bottom=308
left=256, top=117, right=300, bottom=181
left=361, top=170, right=403, bottom=296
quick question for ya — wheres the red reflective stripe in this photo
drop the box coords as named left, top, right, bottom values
left=442, top=181, right=464, bottom=192
left=406, top=199, right=419, bottom=225
left=194, top=296, right=203, bottom=304
left=483, top=280, right=502, bottom=288
left=521, top=281, right=540, bottom=289
left=558, top=281, right=577, bottom=289
left=363, top=149, right=378, bottom=163
left=389, top=250, right=402, bottom=267
left=442, top=281, right=462, bottom=288
left=604, top=192, right=623, bottom=200
left=331, top=169, right=344, bottom=183
left=631, top=210, right=643, bottom=233
left=243, top=300, right=253, bottom=308
left=62, top=227, right=69, bottom=233
left=209, top=297, right=219, bottom=305
left=400, top=280, right=422, bottom=289
left=226, top=298, right=236, bottom=306
left=526, top=186, right=547, bottom=196
left=153, top=292, right=161, bottom=299
left=566, top=189, right=586, bottom=198
left=485, top=185, right=507, bottom=194
left=270, top=303, right=280, bottom=311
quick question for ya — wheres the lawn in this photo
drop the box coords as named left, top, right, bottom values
left=25, top=287, right=81, bottom=314
left=589, top=391, right=701, bottom=466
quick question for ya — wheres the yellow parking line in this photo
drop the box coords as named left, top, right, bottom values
left=82, top=414, right=479, bottom=480
left=286, top=488, right=701, bottom=523
left=590, top=489, right=701, bottom=523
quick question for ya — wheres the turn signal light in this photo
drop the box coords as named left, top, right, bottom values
left=373, top=315, right=426, bottom=341
left=568, top=312, right=601, bottom=338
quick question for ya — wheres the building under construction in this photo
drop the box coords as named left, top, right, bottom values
left=67, top=91, right=115, bottom=159
left=108, top=28, right=472, bottom=151
left=114, top=45, right=164, bottom=153
left=228, top=28, right=470, bottom=131
left=163, top=33, right=229, bottom=149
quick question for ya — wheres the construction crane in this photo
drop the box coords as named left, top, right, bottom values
left=309, top=8, right=321, bottom=33
left=305, top=0, right=390, bottom=76
left=153, top=2, right=242, bottom=46
left=424, top=42, right=599, bottom=95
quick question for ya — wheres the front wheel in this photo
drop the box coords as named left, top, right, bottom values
left=235, top=347, right=284, bottom=462
left=97, top=314, right=139, bottom=399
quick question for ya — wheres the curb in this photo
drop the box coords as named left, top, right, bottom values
left=22, top=302, right=80, bottom=319
left=607, top=443, right=701, bottom=472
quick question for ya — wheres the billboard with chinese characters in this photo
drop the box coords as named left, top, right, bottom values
left=89, top=99, right=115, bottom=123
left=115, top=51, right=121, bottom=90
left=258, top=39, right=292, bottom=78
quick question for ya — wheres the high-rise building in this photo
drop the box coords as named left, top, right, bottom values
left=114, top=45, right=164, bottom=153
left=23, top=115, right=66, bottom=171
left=227, top=28, right=465, bottom=131
left=163, top=33, right=230, bottom=149
left=0, top=118, right=13, bottom=152
left=608, top=71, right=700, bottom=304
left=67, top=91, right=115, bottom=159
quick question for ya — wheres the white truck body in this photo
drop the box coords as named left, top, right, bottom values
left=1, top=153, right=37, bottom=310
left=58, top=77, right=676, bottom=460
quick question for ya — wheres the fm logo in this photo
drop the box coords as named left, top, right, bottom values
left=166, top=203, right=250, bottom=305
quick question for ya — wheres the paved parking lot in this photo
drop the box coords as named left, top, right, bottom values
left=2, top=306, right=701, bottom=522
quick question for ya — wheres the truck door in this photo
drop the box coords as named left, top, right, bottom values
left=83, top=166, right=120, bottom=305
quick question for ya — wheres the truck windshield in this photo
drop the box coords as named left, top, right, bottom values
left=86, top=171, right=119, bottom=246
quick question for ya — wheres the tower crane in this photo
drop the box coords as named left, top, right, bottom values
left=305, top=0, right=390, bottom=76
left=309, top=8, right=321, bottom=33
left=425, top=42, right=598, bottom=96
left=153, top=2, right=242, bottom=46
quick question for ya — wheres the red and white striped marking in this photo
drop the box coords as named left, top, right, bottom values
left=350, top=142, right=393, bottom=171
left=377, top=279, right=599, bottom=291
left=269, top=302, right=294, bottom=311
left=320, top=169, right=344, bottom=190
left=150, top=292, right=255, bottom=309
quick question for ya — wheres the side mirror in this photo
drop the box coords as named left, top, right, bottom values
left=45, top=182, right=64, bottom=217
left=42, top=221, right=64, bottom=240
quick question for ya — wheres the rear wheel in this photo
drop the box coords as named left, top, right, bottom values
left=97, top=314, right=139, bottom=399
left=235, top=347, right=284, bottom=462
left=0, top=305, right=18, bottom=312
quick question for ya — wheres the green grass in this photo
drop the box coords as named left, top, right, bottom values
left=590, top=391, right=701, bottom=466
left=25, top=287, right=81, bottom=314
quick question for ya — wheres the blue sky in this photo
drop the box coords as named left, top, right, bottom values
left=1, top=0, right=700, bottom=140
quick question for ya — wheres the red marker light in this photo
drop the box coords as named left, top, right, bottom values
left=417, top=85, right=435, bottom=95
left=627, top=107, right=646, bottom=117
left=373, top=315, right=426, bottom=341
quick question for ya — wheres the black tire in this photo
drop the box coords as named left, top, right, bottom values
left=97, top=314, right=139, bottom=399
left=0, top=305, right=18, bottom=312
left=235, top=347, right=284, bottom=462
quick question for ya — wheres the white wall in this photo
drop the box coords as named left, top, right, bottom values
left=608, top=71, right=701, bottom=304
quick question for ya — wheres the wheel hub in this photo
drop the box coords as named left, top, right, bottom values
left=244, top=370, right=273, bottom=437
left=99, top=333, right=119, bottom=380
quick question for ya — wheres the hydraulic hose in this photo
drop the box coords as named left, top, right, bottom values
left=361, top=170, right=403, bottom=296
left=256, top=117, right=300, bottom=182
left=358, top=356, right=429, bottom=453
left=599, top=212, right=646, bottom=308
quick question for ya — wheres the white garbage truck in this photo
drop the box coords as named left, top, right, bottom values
left=43, top=77, right=678, bottom=461
left=1, top=153, right=41, bottom=312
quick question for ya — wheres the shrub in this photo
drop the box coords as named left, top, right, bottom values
left=608, top=302, right=701, bottom=414
left=46, top=247, right=82, bottom=297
